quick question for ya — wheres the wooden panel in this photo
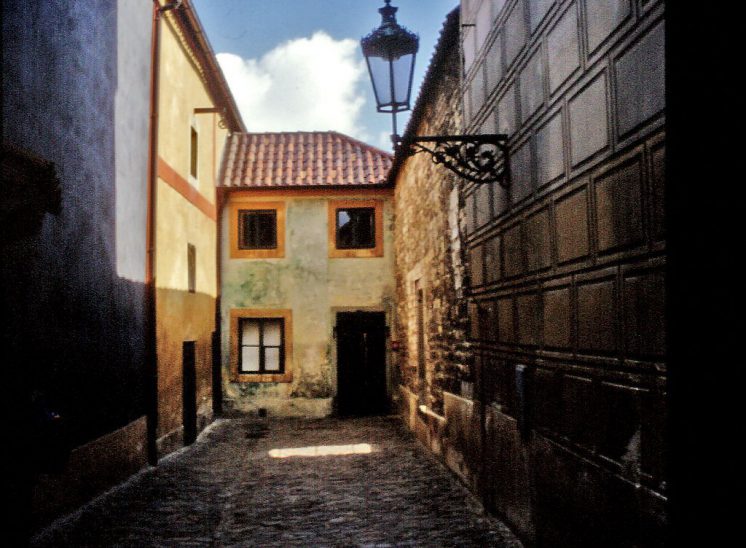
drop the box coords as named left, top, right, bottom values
left=577, top=278, right=617, bottom=353
left=555, top=187, right=590, bottom=263
left=547, top=3, right=580, bottom=94
left=623, top=269, right=665, bottom=356
left=569, top=73, right=609, bottom=166
left=524, top=208, right=551, bottom=272
left=594, top=157, right=644, bottom=252
left=502, top=223, right=524, bottom=277
left=543, top=286, right=572, bottom=348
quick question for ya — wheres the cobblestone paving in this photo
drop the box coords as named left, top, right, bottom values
left=32, top=415, right=523, bottom=547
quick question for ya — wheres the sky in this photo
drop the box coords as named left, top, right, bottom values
left=190, top=0, right=460, bottom=151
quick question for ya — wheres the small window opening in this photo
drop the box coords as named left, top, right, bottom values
left=190, top=126, right=198, bottom=179
left=239, top=209, right=278, bottom=249
left=336, top=207, right=376, bottom=249
left=187, top=243, right=196, bottom=293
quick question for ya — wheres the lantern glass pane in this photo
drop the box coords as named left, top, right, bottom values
left=367, top=56, right=392, bottom=107
left=393, top=53, right=415, bottom=105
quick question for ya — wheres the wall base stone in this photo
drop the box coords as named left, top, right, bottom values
left=31, top=416, right=148, bottom=532
left=442, top=391, right=481, bottom=492
left=157, top=406, right=214, bottom=459
left=226, top=397, right=333, bottom=418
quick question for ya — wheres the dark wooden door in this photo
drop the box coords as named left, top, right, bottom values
left=336, top=312, right=387, bottom=416
left=211, top=331, right=222, bottom=415
left=182, top=341, right=197, bottom=445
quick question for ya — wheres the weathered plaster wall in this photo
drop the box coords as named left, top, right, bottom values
left=154, top=15, right=228, bottom=452
left=159, top=14, right=229, bottom=202
left=115, top=0, right=153, bottom=284
left=221, top=191, right=396, bottom=416
left=1, top=0, right=152, bottom=532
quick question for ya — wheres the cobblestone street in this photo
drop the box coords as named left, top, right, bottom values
left=32, top=415, right=522, bottom=547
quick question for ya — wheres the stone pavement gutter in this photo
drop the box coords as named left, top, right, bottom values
left=32, top=415, right=523, bottom=547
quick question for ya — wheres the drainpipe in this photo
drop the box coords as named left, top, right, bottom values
left=213, top=190, right=223, bottom=416
left=213, top=123, right=223, bottom=417
left=145, top=0, right=182, bottom=466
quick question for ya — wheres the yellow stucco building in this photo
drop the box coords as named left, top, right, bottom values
left=153, top=1, right=244, bottom=454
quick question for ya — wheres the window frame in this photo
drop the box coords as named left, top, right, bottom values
left=238, top=209, right=278, bottom=250
left=229, top=200, right=286, bottom=259
left=328, top=199, right=384, bottom=258
left=238, top=317, right=285, bottom=374
left=230, top=309, right=293, bottom=383
left=335, top=206, right=377, bottom=250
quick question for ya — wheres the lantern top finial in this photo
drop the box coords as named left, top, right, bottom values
left=379, top=0, right=397, bottom=24
left=361, top=1, right=419, bottom=61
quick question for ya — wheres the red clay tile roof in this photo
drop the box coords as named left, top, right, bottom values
left=218, top=131, right=393, bottom=188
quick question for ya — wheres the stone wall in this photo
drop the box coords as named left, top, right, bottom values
left=393, top=8, right=481, bottom=484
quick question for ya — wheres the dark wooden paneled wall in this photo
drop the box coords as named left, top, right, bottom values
left=460, top=0, right=665, bottom=544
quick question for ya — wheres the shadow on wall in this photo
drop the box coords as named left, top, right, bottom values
left=0, top=0, right=158, bottom=540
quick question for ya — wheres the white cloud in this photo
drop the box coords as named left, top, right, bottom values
left=377, top=131, right=394, bottom=151
left=217, top=32, right=368, bottom=138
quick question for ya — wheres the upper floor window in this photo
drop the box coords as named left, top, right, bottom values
left=239, top=209, right=277, bottom=250
left=328, top=199, right=384, bottom=258
left=336, top=207, right=375, bottom=249
left=187, top=243, right=196, bottom=293
left=190, top=125, right=198, bottom=180
left=230, top=200, right=286, bottom=259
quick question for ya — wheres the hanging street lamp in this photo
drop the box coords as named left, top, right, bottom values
left=361, top=1, right=510, bottom=187
left=360, top=0, right=419, bottom=139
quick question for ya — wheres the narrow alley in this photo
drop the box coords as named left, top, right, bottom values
left=31, top=415, right=523, bottom=547
left=5, top=0, right=675, bottom=544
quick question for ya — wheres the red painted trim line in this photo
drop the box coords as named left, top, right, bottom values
left=157, top=156, right=217, bottom=221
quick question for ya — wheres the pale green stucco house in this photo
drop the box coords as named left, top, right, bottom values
left=217, top=131, right=395, bottom=417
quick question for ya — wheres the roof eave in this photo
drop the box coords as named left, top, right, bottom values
left=172, top=0, right=246, bottom=133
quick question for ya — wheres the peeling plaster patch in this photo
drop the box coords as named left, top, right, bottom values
left=290, top=344, right=332, bottom=398
left=226, top=259, right=327, bottom=307
left=226, top=262, right=286, bottom=305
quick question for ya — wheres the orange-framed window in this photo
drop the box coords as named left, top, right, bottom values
left=230, top=308, right=293, bottom=383
left=328, top=199, right=384, bottom=258
left=229, top=201, right=285, bottom=259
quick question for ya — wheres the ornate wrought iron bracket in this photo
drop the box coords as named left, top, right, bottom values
left=395, top=134, right=510, bottom=187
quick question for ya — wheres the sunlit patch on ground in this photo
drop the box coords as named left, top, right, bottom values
left=268, top=443, right=375, bottom=458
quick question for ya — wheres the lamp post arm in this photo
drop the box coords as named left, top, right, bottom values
left=395, top=134, right=511, bottom=187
